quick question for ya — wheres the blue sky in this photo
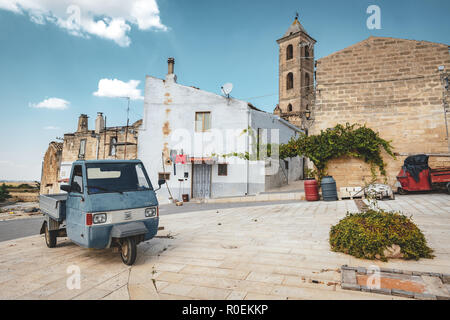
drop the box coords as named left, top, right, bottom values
left=0, top=0, right=449, bottom=180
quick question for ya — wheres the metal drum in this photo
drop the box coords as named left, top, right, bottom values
left=321, top=176, right=338, bottom=201
left=304, top=179, right=319, bottom=201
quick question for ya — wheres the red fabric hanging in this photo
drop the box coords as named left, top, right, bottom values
left=175, top=154, right=187, bottom=164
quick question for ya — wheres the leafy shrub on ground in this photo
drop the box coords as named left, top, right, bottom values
left=329, top=209, right=434, bottom=261
left=0, top=183, right=12, bottom=202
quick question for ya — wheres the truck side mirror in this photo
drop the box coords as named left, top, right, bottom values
left=155, top=179, right=166, bottom=191
left=61, top=184, right=71, bottom=193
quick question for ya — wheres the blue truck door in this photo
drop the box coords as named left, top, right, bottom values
left=66, top=164, right=88, bottom=246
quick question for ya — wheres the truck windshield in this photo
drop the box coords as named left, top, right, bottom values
left=86, top=162, right=153, bottom=194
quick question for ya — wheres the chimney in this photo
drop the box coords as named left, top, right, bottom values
left=168, top=57, right=175, bottom=74
left=166, top=57, right=177, bottom=83
left=95, top=112, right=104, bottom=134
left=77, top=114, right=89, bottom=133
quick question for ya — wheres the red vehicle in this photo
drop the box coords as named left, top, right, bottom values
left=396, top=154, right=450, bottom=194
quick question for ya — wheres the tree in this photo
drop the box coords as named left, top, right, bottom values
left=0, top=183, right=12, bottom=202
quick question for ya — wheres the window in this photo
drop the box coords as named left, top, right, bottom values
left=286, top=44, right=293, bottom=60
left=158, top=172, right=170, bottom=181
left=71, top=165, right=84, bottom=193
left=195, top=112, right=211, bottom=132
left=287, top=104, right=293, bottom=112
left=284, top=160, right=289, bottom=170
left=305, top=46, right=310, bottom=58
left=86, top=162, right=152, bottom=194
left=78, top=139, right=86, bottom=159
left=218, top=164, right=228, bottom=176
left=109, top=137, right=117, bottom=156
left=136, top=164, right=151, bottom=189
left=286, top=73, right=293, bottom=90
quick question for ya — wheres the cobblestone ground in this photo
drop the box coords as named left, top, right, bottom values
left=0, top=194, right=448, bottom=300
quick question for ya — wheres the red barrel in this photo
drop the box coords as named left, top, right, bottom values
left=304, top=179, right=319, bottom=201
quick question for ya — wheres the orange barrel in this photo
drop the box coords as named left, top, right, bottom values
left=304, top=179, right=319, bottom=201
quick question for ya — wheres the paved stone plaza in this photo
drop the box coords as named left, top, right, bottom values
left=0, top=194, right=448, bottom=300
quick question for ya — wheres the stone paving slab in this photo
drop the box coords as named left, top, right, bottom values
left=0, top=194, right=448, bottom=300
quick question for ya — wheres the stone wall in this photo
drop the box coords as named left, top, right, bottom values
left=311, top=36, right=450, bottom=189
left=61, top=120, right=141, bottom=164
left=40, top=142, right=62, bottom=194
left=40, top=117, right=142, bottom=194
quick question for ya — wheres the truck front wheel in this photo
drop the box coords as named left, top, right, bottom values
left=120, top=237, right=137, bottom=265
left=44, top=221, right=57, bottom=248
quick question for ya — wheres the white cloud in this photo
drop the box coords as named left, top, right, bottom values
left=93, top=78, right=143, bottom=100
left=43, top=126, right=61, bottom=130
left=0, top=0, right=167, bottom=47
left=29, top=97, right=70, bottom=110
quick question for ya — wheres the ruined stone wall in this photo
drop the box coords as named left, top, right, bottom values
left=61, top=121, right=141, bottom=164
left=40, top=120, right=142, bottom=193
left=311, top=36, right=450, bottom=189
left=40, top=142, right=62, bottom=194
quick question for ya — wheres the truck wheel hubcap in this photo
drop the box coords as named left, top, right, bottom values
left=122, top=242, right=128, bottom=257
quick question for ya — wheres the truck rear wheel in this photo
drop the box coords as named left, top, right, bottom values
left=44, top=221, right=57, bottom=248
left=120, top=237, right=137, bottom=265
left=397, top=188, right=408, bottom=195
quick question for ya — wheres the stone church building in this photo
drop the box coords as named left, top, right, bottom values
left=275, top=16, right=450, bottom=190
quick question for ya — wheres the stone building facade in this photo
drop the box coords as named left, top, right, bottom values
left=274, top=16, right=316, bottom=130
left=40, top=113, right=141, bottom=194
left=311, top=36, right=450, bottom=189
left=61, top=114, right=141, bottom=164
left=40, top=141, right=63, bottom=194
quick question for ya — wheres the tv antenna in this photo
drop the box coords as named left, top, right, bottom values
left=221, top=83, right=233, bottom=98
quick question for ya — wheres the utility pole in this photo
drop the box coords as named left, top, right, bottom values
left=122, top=97, right=131, bottom=160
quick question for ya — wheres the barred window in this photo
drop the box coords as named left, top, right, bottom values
left=218, top=164, right=228, bottom=176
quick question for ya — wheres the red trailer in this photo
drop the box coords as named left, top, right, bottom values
left=396, top=154, right=450, bottom=194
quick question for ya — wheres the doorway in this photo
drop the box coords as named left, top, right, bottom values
left=192, top=164, right=212, bottom=199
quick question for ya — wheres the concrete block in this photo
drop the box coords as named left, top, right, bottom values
left=414, top=293, right=437, bottom=300
left=392, top=269, right=404, bottom=274
left=356, top=267, right=367, bottom=274
left=391, top=289, right=414, bottom=298
left=360, top=286, right=371, bottom=292
left=342, top=270, right=357, bottom=285
left=440, top=274, right=450, bottom=284
left=380, top=268, right=394, bottom=273
left=341, top=283, right=361, bottom=291
left=370, top=287, right=392, bottom=296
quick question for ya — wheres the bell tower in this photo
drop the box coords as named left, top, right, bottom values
left=275, top=14, right=316, bottom=129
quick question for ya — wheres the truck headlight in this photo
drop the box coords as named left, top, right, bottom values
left=93, top=213, right=107, bottom=224
left=145, top=207, right=157, bottom=217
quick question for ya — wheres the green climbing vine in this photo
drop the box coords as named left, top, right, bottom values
left=279, top=123, right=395, bottom=182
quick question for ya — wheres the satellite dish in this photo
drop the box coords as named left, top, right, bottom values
left=221, top=83, right=233, bottom=96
